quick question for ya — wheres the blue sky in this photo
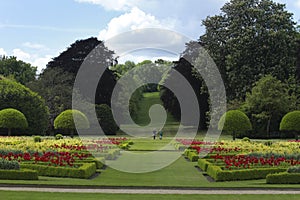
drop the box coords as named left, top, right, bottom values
left=0, top=0, right=300, bottom=72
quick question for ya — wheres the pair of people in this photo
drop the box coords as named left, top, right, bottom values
left=152, top=129, right=163, bottom=140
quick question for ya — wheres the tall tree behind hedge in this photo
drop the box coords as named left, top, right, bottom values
left=200, top=0, right=298, bottom=100
left=0, top=77, right=49, bottom=135
left=0, top=56, right=37, bottom=85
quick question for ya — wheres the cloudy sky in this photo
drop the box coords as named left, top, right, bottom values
left=0, top=0, right=300, bottom=72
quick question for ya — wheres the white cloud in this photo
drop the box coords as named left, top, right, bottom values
left=0, top=48, right=7, bottom=56
left=118, top=54, right=178, bottom=64
left=32, top=55, right=53, bottom=73
left=75, top=0, right=138, bottom=11
left=23, top=42, right=46, bottom=50
left=296, top=0, right=300, bottom=8
left=12, top=49, right=31, bottom=61
left=98, top=7, right=177, bottom=40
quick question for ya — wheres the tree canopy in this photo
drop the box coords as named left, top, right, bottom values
left=0, top=108, right=28, bottom=136
left=200, top=0, right=298, bottom=100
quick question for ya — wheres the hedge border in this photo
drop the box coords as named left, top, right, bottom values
left=0, top=169, right=38, bottom=180
left=266, top=172, right=300, bottom=184
left=21, top=163, right=96, bottom=179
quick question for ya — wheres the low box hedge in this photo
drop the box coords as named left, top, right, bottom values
left=206, top=164, right=286, bottom=181
left=198, top=159, right=212, bottom=171
left=0, top=169, right=38, bottom=180
left=21, top=163, right=96, bottom=179
left=187, top=152, right=199, bottom=162
left=266, top=172, right=300, bottom=184
left=76, top=157, right=105, bottom=169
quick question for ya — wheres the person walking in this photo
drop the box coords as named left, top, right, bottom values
left=152, top=129, right=157, bottom=140
left=159, top=129, right=163, bottom=140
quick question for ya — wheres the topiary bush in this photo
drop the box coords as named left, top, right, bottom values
left=0, top=159, right=20, bottom=170
left=54, top=109, right=89, bottom=137
left=55, top=133, right=64, bottom=140
left=0, top=77, right=49, bottom=135
left=33, top=135, right=42, bottom=143
left=280, top=111, right=300, bottom=140
left=0, top=108, right=28, bottom=136
left=218, top=110, right=252, bottom=140
left=95, top=104, right=119, bottom=135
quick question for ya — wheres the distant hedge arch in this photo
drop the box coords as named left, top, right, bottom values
left=54, top=109, right=89, bottom=137
left=0, top=108, right=28, bottom=136
left=0, top=77, right=49, bottom=135
left=218, top=110, right=252, bottom=140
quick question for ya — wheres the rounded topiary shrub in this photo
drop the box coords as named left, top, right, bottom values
left=95, top=104, right=119, bottom=135
left=0, top=108, right=28, bottom=136
left=218, top=110, right=252, bottom=140
left=54, top=109, right=89, bottom=137
left=280, top=111, right=300, bottom=140
left=0, top=77, right=49, bottom=135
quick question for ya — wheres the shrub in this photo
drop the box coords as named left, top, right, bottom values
left=0, top=159, right=20, bottom=170
left=218, top=110, right=252, bottom=140
left=54, top=109, right=89, bottom=137
left=188, top=152, right=199, bottom=162
left=0, top=77, right=49, bottom=135
left=0, top=169, right=38, bottom=180
left=242, top=137, right=251, bottom=142
left=55, top=134, right=64, bottom=140
left=95, top=104, right=119, bottom=135
left=33, top=136, right=42, bottom=143
left=280, top=111, right=300, bottom=140
left=0, top=108, right=28, bottom=136
left=198, top=159, right=212, bottom=171
left=287, top=165, right=300, bottom=173
left=206, top=164, right=286, bottom=181
left=21, top=163, right=96, bottom=179
left=266, top=172, right=300, bottom=184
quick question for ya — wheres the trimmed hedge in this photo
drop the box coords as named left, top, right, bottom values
left=206, top=164, right=286, bottom=181
left=188, top=152, right=199, bottom=162
left=21, top=163, right=96, bottom=179
left=0, top=169, right=38, bottom=180
left=76, top=157, right=105, bottom=169
left=198, top=159, right=212, bottom=171
left=266, top=172, right=300, bottom=184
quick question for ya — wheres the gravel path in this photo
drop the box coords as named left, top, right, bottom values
left=0, top=187, right=300, bottom=194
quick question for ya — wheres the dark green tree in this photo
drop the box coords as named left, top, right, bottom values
left=0, top=108, right=28, bottom=136
left=0, top=77, right=49, bottom=135
left=0, top=56, right=37, bottom=84
left=200, top=0, right=298, bottom=100
left=95, top=104, right=119, bottom=135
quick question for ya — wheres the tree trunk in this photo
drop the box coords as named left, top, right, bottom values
left=70, top=129, right=74, bottom=138
left=266, top=116, right=272, bottom=139
left=232, top=131, right=236, bottom=141
left=8, top=128, right=11, bottom=136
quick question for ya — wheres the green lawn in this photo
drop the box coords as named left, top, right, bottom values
left=0, top=191, right=299, bottom=200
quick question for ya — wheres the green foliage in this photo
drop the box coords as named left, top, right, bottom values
left=0, top=159, right=20, bottom=170
left=0, top=56, right=37, bottom=84
left=266, top=172, right=300, bottom=184
left=198, top=159, right=212, bottom=172
left=200, top=0, right=297, bottom=100
left=242, top=137, right=251, bottom=142
left=95, top=104, right=119, bottom=135
left=206, top=164, right=286, bottom=181
left=187, top=152, right=199, bottom=162
left=0, top=169, right=38, bottom=180
left=218, top=110, right=252, bottom=138
left=54, top=109, right=89, bottom=130
left=242, top=75, right=294, bottom=137
left=0, top=77, right=49, bottom=135
left=55, top=134, right=63, bottom=140
left=0, top=108, right=28, bottom=130
left=287, top=166, right=300, bottom=173
left=280, top=111, right=300, bottom=131
left=21, top=163, right=96, bottom=179
left=33, top=136, right=42, bottom=143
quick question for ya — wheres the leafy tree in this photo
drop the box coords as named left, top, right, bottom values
left=280, top=111, right=300, bottom=140
left=95, top=104, right=119, bottom=135
left=0, top=108, right=28, bottom=136
left=218, top=110, right=252, bottom=140
left=200, top=0, right=298, bottom=100
left=111, top=61, right=136, bottom=78
left=0, top=56, right=37, bottom=84
left=27, top=68, right=74, bottom=126
left=54, top=109, right=89, bottom=138
left=46, top=37, right=116, bottom=106
left=0, top=77, right=49, bottom=135
left=242, top=75, right=294, bottom=137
